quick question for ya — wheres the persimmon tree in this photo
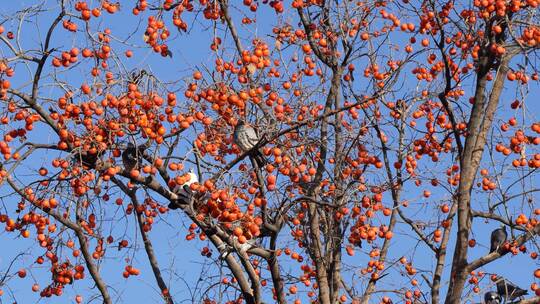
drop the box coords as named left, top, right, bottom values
left=0, top=0, right=539, bottom=303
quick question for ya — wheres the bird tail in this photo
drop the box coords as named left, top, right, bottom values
left=168, top=185, right=193, bottom=210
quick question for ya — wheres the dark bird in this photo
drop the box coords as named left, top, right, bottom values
left=168, top=184, right=193, bottom=210
left=80, top=151, right=98, bottom=169
left=233, top=119, right=267, bottom=167
left=484, top=291, right=501, bottom=304
left=496, top=276, right=528, bottom=302
left=490, top=225, right=507, bottom=253
left=122, top=142, right=147, bottom=174
left=121, top=143, right=139, bottom=172
left=72, top=148, right=99, bottom=170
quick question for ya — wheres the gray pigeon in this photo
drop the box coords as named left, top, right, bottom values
left=484, top=291, right=501, bottom=304
left=490, top=225, right=507, bottom=253
left=233, top=119, right=266, bottom=167
left=496, top=277, right=528, bottom=302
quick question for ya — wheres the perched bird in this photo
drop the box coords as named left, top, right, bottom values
left=233, top=119, right=266, bottom=167
left=490, top=225, right=507, bottom=253
left=80, top=151, right=98, bottom=169
left=72, top=148, right=99, bottom=170
left=168, top=169, right=198, bottom=210
left=484, top=291, right=501, bottom=304
left=122, top=143, right=145, bottom=172
left=168, top=185, right=192, bottom=210
left=496, top=276, right=528, bottom=302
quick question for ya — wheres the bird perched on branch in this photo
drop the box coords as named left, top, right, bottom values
left=71, top=147, right=115, bottom=195
left=233, top=119, right=267, bottom=167
left=80, top=151, right=98, bottom=169
left=168, top=169, right=198, bottom=210
left=71, top=147, right=101, bottom=170
left=121, top=143, right=145, bottom=172
left=484, top=291, right=501, bottom=304
left=490, top=225, right=507, bottom=253
left=496, top=276, right=528, bottom=302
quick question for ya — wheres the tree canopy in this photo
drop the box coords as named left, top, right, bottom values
left=0, top=0, right=539, bottom=303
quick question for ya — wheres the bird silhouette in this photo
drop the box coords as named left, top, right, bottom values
left=121, top=143, right=140, bottom=172
left=233, top=119, right=267, bottom=167
left=169, top=169, right=198, bottom=210
left=496, top=276, right=528, bottom=302
left=72, top=148, right=99, bottom=170
left=490, top=225, right=507, bottom=253
left=484, top=291, right=501, bottom=304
